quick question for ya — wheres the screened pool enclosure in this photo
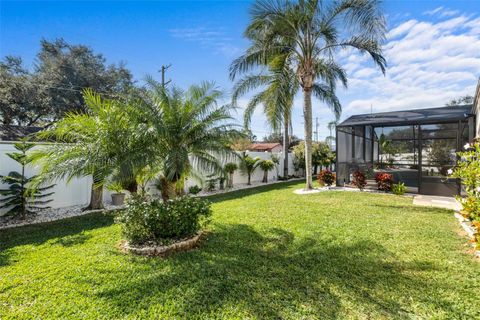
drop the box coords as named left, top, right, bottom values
left=336, top=105, right=476, bottom=196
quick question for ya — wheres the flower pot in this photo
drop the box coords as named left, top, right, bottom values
left=111, top=193, right=126, bottom=206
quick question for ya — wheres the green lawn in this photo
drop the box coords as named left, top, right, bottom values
left=1, top=181, right=478, bottom=319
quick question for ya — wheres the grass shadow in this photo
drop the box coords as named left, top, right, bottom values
left=87, top=223, right=454, bottom=319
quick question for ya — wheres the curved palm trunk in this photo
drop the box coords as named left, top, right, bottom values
left=159, top=177, right=176, bottom=202
left=283, top=114, right=289, bottom=179
left=303, top=88, right=313, bottom=190
left=87, top=184, right=104, bottom=210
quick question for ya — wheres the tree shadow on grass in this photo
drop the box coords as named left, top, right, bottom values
left=87, top=223, right=459, bottom=319
left=0, top=212, right=113, bottom=266
left=205, top=179, right=302, bottom=203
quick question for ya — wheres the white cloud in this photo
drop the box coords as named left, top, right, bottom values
left=342, top=10, right=480, bottom=118
left=169, top=26, right=241, bottom=57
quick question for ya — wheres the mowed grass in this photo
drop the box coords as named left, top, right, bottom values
left=0, top=181, right=478, bottom=319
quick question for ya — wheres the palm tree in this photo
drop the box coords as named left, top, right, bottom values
left=230, top=0, right=386, bottom=190
left=232, top=59, right=297, bottom=179
left=326, top=120, right=338, bottom=149
left=260, top=159, right=275, bottom=183
left=141, top=79, right=242, bottom=201
left=224, top=162, right=238, bottom=188
left=30, top=90, right=144, bottom=209
left=240, top=155, right=262, bottom=185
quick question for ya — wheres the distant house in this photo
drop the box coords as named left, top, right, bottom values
left=248, top=143, right=283, bottom=153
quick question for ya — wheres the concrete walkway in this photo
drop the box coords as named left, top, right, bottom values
left=413, top=195, right=461, bottom=211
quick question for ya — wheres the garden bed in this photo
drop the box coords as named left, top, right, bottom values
left=120, top=231, right=205, bottom=257
left=0, top=204, right=124, bottom=230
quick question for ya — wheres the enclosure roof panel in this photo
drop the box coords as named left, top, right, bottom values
left=338, top=105, right=474, bottom=127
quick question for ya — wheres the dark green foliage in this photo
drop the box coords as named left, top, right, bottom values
left=116, top=196, right=211, bottom=245
left=188, top=185, right=202, bottom=195
left=0, top=141, right=54, bottom=218
left=0, top=39, right=133, bottom=126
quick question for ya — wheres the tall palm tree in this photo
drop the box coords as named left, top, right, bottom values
left=232, top=58, right=297, bottom=179
left=141, top=79, right=242, bottom=201
left=326, top=119, right=338, bottom=149
left=230, top=0, right=386, bottom=190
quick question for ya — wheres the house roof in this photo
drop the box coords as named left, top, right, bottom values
left=0, top=125, right=43, bottom=142
left=249, top=142, right=282, bottom=151
left=338, top=105, right=474, bottom=128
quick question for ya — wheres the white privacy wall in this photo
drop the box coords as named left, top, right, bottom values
left=0, top=142, right=298, bottom=214
left=0, top=142, right=92, bottom=215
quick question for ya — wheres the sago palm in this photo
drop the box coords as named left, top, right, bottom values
left=141, top=79, right=242, bottom=201
left=30, top=90, right=144, bottom=209
left=231, top=0, right=386, bottom=190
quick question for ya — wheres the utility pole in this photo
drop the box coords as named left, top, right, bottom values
left=159, top=64, right=172, bottom=88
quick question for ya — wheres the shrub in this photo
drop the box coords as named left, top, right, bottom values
left=205, top=178, right=216, bottom=191
left=318, top=170, right=336, bottom=186
left=392, top=182, right=406, bottom=195
left=375, top=172, right=393, bottom=191
left=116, top=196, right=212, bottom=245
left=450, top=140, right=480, bottom=224
left=188, top=185, right=202, bottom=195
left=352, top=170, right=367, bottom=190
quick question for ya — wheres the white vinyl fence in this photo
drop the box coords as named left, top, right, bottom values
left=0, top=142, right=298, bottom=215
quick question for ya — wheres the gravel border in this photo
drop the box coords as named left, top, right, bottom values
left=0, top=204, right=124, bottom=230
left=120, top=231, right=204, bottom=257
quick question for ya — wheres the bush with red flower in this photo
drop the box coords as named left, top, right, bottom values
left=352, top=170, right=367, bottom=190
left=375, top=172, right=393, bottom=191
left=318, top=170, right=336, bottom=186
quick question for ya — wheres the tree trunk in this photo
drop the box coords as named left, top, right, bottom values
left=283, top=115, right=289, bottom=179
left=228, top=172, right=234, bottom=188
left=159, top=177, right=176, bottom=202
left=88, top=184, right=104, bottom=210
left=262, top=170, right=268, bottom=183
left=303, top=88, right=313, bottom=190
left=247, top=173, right=251, bottom=185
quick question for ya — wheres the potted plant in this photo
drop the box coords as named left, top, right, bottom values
left=107, top=183, right=126, bottom=206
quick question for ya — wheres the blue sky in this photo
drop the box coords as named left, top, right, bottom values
left=1, top=0, right=479, bottom=140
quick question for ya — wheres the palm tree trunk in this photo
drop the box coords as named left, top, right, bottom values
left=263, top=170, right=268, bottom=183
left=303, top=88, right=313, bottom=190
left=159, top=177, right=176, bottom=202
left=283, top=115, right=289, bottom=179
left=228, top=172, right=234, bottom=188
left=247, top=173, right=251, bottom=185
left=88, top=184, right=104, bottom=210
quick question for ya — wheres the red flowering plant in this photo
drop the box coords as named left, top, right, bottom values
left=375, top=172, right=393, bottom=191
left=318, top=170, right=336, bottom=186
left=352, top=170, right=367, bottom=190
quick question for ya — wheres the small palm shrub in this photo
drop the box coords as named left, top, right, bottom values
left=352, top=170, right=367, bottom=190
left=224, top=162, right=238, bottom=188
left=317, top=170, right=335, bottom=186
left=116, top=196, right=211, bottom=245
left=392, top=182, right=406, bottom=195
left=240, top=155, right=262, bottom=185
left=260, top=160, right=275, bottom=183
left=375, top=172, right=394, bottom=191
left=188, top=185, right=202, bottom=195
